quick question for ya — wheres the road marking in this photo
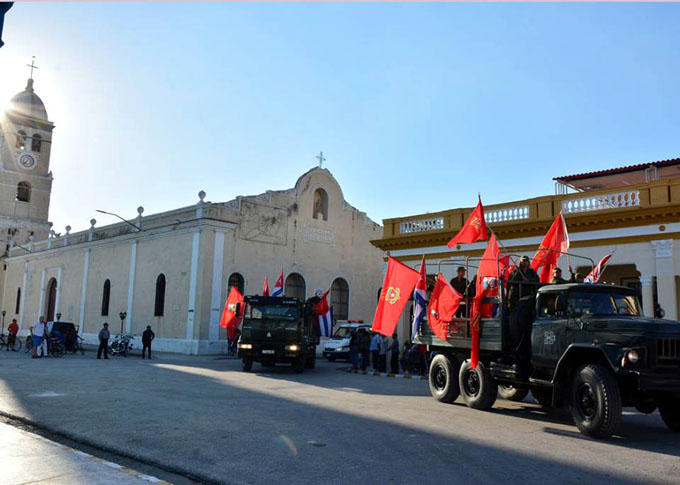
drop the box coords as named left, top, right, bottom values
left=27, top=391, right=66, bottom=397
left=345, top=369, right=428, bottom=380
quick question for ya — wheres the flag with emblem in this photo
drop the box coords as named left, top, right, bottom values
left=373, top=256, right=421, bottom=337
left=584, top=253, right=613, bottom=284
left=272, top=270, right=284, bottom=297
left=427, top=273, right=463, bottom=341
left=262, top=276, right=270, bottom=297
left=220, top=286, right=244, bottom=340
left=531, top=212, right=570, bottom=284
left=316, top=290, right=333, bottom=337
left=447, top=195, right=489, bottom=248
left=411, top=255, right=427, bottom=341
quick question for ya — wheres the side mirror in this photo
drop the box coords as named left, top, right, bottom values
left=235, top=302, right=242, bottom=318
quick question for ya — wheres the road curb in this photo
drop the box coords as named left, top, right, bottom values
left=344, top=369, right=428, bottom=380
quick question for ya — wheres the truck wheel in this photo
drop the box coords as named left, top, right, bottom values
left=428, top=354, right=460, bottom=403
left=293, top=357, right=305, bottom=373
left=306, top=351, right=316, bottom=369
left=531, top=388, right=553, bottom=407
left=498, top=385, right=529, bottom=402
left=570, top=364, right=622, bottom=438
left=659, top=397, right=680, bottom=431
left=242, top=359, right=253, bottom=372
left=458, top=360, right=497, bottom=410
left=634, top=398, right=657, bottom=415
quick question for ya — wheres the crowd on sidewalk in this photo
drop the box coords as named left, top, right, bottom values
left=347, top=328, right=429, bottom=375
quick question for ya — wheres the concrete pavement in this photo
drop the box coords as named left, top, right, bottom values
left=0, top=350, right=678, bottom=484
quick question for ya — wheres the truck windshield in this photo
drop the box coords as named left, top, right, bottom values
left=568, top=292, right=641, bottom=316
left=332, top=327, right=352, bottom=340
left=244, top=304, right=299, bottom=330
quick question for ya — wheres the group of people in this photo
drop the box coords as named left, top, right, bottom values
left=96, top=322, right=156, bottom=359
left=346, top=328, right=429, bottom=375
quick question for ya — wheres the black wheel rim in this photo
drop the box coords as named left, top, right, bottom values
left=576, top=383, right=597, bottom=420
left=433, top=364, right=448, bottom=391
left=464, top=369, right=480, bottom=397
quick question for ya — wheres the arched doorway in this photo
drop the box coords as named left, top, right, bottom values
left=46, top=278, right=57, bottom=321
left=331, top=277, right=349, bottom=321
left=284, top=273, right=306, bottom=300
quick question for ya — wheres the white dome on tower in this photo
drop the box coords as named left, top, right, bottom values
left=8, top=78, right=48, bottom=120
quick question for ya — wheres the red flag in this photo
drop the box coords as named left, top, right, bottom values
left=447, top=196, right=489, bottom=248
left=220, top=286, right=244, bottom=340
left=262, top=276, right=269, bottom=296
left=470, top=234, right=504, bottom=369
left=373, top=257, right=421, bottom=337
left=427, top=274, right=462, bottom=341
left=531, top=213, right=570, bottom=284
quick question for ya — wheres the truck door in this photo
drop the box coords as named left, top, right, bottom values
left=532, top=292, right=574, bottom=379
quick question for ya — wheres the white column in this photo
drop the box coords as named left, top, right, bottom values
left=186, top=230, right=200, bottom=342
left=54, top=267, right=63, bottom=318
left=37, top=269, right=46, bottom=319
left=652, top=240, right=677, bottom=320
left=640, top=275, right=654, bottom=318
left=209, top=231, right=225, bottom=341
left=19, top=262, right=28, bottom=329
left=79, top=249, right=90, bottom=332
left=126, top=241, right=138, bottom=333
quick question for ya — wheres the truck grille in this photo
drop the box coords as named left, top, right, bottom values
left=657, top=339, right=680, bottom=364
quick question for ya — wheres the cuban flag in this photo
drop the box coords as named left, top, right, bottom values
left=316, top=290, right=333, bottom=337
left=584, top=253, right=613, bottom=284
left=272, top=271, right=284, bottom=297
left=411, top=255, right=427, bottom=341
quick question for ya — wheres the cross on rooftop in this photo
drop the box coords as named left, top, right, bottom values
left=27, top=56, right=38, bottom=78
left=316, top=152, right=326, bottom=168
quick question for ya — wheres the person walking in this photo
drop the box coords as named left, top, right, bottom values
left=6, top=318, right=18, bottom=351
left=30, top=316, right=47, bottom=358
left=97, top=323, right=110, bottom=359
left=348, top=329, right=360, bottom=370
left=389, top=333, right=400, bottom=374
left=142, top=325, right=155, bottom=359
left=379, top=334, right=388, bottom=372
left=369, top=331, right=381, bottom=371
left=359, top=329, right=370, bottom=371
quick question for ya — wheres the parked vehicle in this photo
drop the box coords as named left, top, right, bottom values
left=322, top=321, right=371, bottom=362
left=110, top=334, right=135, bottom=356
left=417, top=254, right=680, bottom=439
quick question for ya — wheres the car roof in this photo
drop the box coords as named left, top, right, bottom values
left=537, top=283, right=636, bottom=294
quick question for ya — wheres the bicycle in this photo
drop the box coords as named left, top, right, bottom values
left=47, top=337, right=65, bottom=357
left=109, top=334, right=134, bottom=356
left=25, top=335, right=33, bottom=353
left=0, top=333, right=22, bottom=352
left=68, top=335, right=85, bottom=355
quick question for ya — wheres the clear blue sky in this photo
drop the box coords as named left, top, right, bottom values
left=1, top=3, right=679, bottom=233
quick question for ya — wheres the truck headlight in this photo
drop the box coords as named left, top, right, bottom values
left=626, top=349, right=639, bottom=364
left=285, top=344, right=300, bottom=352
left=239, top=343, right=252, bottom=350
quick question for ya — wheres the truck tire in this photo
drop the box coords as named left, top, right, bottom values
left=428, top=354, right=460, bottom=403
left=531, top=388, right=553, bottom=407
left=306, top=350, right=316, bottom=369
left=570, top=364, right=622, bottom=438
left=459, top=360, right=497, bottom=410
left=498, top=385, right=529, bottom=402
left=242, top=359, right=253, bottom=372
left=659, top=397, right=680, bottom=431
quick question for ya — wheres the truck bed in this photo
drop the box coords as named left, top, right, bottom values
left=414, top=317, right=503, bottom=352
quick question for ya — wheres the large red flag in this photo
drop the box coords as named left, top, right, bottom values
left=220, top=286, right=244, bottom=340
left=470, top=234, right=504, bottom=369
left=373, top=257, right=421, bottom=337
left=531, top=213, right=570, bottom=284
left=427, top=273, right=463, bottom=341
left=262, top=276, right=270, bottom=296
left=447, top=196, right=489, bottom=248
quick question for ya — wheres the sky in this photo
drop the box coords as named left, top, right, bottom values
left=1, top=3, right=679, bottom=233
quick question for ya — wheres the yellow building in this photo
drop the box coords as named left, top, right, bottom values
left=372, top=158, right=680, bottom=341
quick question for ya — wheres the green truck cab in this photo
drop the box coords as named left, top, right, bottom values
left=237, top=296, right=319, bottom=373
left=416, top=276, right=680, bottom=438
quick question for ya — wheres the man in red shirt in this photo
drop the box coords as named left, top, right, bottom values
left=7, top=318, right=19, bottom=351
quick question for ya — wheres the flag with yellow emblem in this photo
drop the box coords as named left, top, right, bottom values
left=373, top=257, right=421, bottom=337
left=447, top=195, right=489, bottom=248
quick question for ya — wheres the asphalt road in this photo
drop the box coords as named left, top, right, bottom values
left=0, top=350, right=678, bottom=484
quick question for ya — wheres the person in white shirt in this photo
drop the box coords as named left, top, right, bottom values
left=30, top=316, right=47, bottom=358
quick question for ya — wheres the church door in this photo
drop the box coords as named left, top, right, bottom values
left=46, top=278, right=57, bottom=321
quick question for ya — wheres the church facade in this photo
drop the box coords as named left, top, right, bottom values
left=0, top=78, right=384, bottom=353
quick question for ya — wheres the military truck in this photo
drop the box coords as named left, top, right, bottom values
left=237, top=296, right=318, bottom=373
left=416, top=258, right=680, bottom=438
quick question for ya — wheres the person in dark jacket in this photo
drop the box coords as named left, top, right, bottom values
left=142, top=325, right=155, bottom=359
left=358, top=329, right=370, bottom=371
left=551, top=267, right=568, bottom=284
left=389, top=333, right=400, bottom=374
left=450, top=267, right=469, bottom=317
left=97, top=323, right=110, bottom=359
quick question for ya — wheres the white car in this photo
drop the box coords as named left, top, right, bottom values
left=322, top=322, right=371, bottom=362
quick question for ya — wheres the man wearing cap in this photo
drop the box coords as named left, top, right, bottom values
left=450, top=266, right=469, bottom=317
left=507, top=256, right=540, bottom=309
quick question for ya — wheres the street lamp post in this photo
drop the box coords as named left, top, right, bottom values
left=1, top=310, right=5, bottom=335
left=119, top=311, right=127, bottom=336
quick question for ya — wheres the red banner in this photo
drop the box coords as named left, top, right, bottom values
left=532, top=213, right=570, bottom=284
left=427, top=274, right=462, bottom=341
left=220, top=286, right=244, bottom=340
left=373, top=257, right=421, bottom=337
left=447, top=196, right=489, bottom=248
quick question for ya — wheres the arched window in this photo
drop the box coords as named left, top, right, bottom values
left=16, top=182, right=30, bottom=202
left=16, top=130, right=27, bottom=150
left=331, top=277, right=349, bottom=321
left=313, top=188, right=329, bottom=221
left=101, top=279, right=111, bottom=316
left=227, top=272, right=244, bottom=294
left=154, top=274, right=166, bottom=317
left=284, top=273, right=306, bottom=300
left=15, top=288, right=21, bottom=314
left=31, top=134, right=42, bottom=152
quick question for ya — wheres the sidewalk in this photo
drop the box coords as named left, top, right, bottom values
left=344, top=368, right=429, bottom=380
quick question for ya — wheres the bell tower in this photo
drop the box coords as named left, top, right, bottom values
left=0, top=64, right=54, bottom=248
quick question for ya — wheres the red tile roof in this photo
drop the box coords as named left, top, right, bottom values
left=554, top=157, right=680, bottom=182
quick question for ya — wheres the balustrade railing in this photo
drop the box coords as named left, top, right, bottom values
left=486, top=205, right=530, bottom=223
left=400, top=217, right=445, bottom=234
left=562, top=190, right=640, bottom=214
